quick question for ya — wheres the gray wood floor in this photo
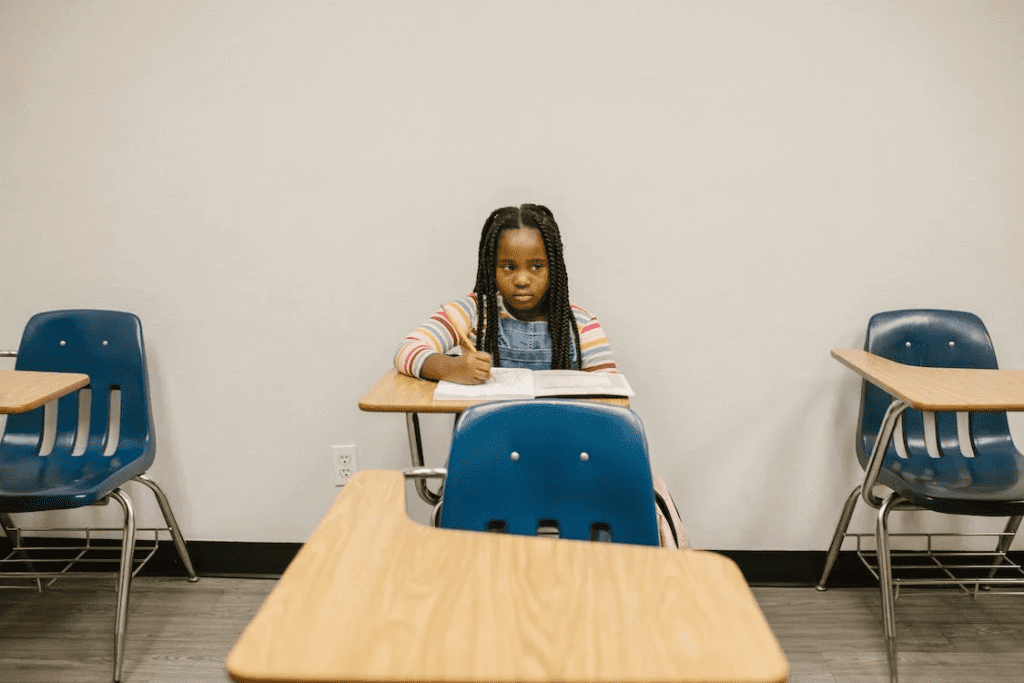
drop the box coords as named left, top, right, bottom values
left=1, top=576, right=1023, bottom=682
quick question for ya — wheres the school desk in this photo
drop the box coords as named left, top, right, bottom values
left=226, top=469, right=790, bottom=683
left=359, top=369, right=630, bottom=505
left=829, top=349, right=1024, bottom=681
left=0, top=369, right=90, bottom=414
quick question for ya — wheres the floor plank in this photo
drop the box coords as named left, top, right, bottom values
left=2, top=577, right=1024, bottom=682
left=753, top=585, right=1024, bottom=683
left=0, top=576, right=273, bottom=683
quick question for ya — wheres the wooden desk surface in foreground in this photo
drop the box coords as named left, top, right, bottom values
left=227, top=470, right=788, bottom=683
left=0, top=369, right=90, bottom=414
left=832, top=348, right=1024, bottom=412
left=359, top=369, right=630, bottom=413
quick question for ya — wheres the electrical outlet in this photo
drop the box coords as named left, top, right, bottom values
left=332, top=444, right=359, bottom=486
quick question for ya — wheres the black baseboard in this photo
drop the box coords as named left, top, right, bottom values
left=0, top=537, right=301, bottom=580
left=715, top=550, right=874, bottom=586
left=3, top=537, right=1020, bottom=587
left=157, top=545, right=882, bottom=585
left=158, top=541, right=304, bottom=579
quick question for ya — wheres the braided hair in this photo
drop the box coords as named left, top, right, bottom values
left=473, top=204, right=582, bottom=370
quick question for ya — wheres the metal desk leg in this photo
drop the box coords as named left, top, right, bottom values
left=877, top=493, right=902, bottom=683
left=406, top=412, right=441, bottom=505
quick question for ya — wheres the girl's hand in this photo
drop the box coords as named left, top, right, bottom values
left=448, top=351, right=493, bottom=385
left=419, top=351, right=493, bottom=384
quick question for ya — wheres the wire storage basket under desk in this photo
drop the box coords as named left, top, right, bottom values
left=0, top=525, right=168, bottom=590
left=849, top=530, right=1024, bottom=598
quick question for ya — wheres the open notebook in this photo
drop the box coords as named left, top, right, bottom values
left=434, top=368, right=635, bottom=401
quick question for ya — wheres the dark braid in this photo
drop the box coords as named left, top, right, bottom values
left=472, top=204, right=582, bottom=370
left=473, top=208, right=512, bottom=366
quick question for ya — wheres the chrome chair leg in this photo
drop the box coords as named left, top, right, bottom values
left=877, top=493, right=902, bottom=683
left=109, top=489, right=137, bottom=683
left=133, top=475, right=198, bottom=581
left=816, top=484, right=861, bottom=590
left=0, top=511, right=21, bottom=548
left=986, top=514, right=1023, bottom=580
left=0, top=512, right=42, bottom=591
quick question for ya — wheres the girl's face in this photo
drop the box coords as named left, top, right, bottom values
left=495, top=228, right=549, bottom=322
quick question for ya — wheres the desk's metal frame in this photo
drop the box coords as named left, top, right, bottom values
left=405, top=412, right=441, bottom=505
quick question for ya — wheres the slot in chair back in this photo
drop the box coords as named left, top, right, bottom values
left=858, top=309, right=1021, bottom=511
left=2, top=310, right=154, bottom=510
left=439, top=400, right=661, bottom=546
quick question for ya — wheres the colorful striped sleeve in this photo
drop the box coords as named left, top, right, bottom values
left=394, top=295, right=479, bottom=378
left=572, top=304, right=618, bottom=372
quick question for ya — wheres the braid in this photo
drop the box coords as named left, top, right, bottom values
left=473, top=207, right=517, bottom=366
left=524, top=205, right=581, bottom=370
left=473, top=204, right=581, bottom=370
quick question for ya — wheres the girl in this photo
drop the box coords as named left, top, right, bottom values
left=395, top=203, right=617, bottom=384
left=394, top=203, right=689, bottom=549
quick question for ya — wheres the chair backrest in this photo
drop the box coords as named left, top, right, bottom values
left=858, top=309, right=1014, bottom=482
left=438, top=400, right=661, bottom=546
left=2, top=310, right=154, bottom=470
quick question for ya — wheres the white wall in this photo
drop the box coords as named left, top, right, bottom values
left=2, top=1, right=1023, bottom=550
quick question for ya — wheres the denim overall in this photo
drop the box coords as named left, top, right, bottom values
left=496, top=316, right=578, bottom=370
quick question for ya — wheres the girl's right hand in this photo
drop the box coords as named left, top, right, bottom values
left=448, top=351, right=493, bottom=385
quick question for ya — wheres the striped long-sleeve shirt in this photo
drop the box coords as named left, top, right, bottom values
left=394, top=293, right=618, bottom=379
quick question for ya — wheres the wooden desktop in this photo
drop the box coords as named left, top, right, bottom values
left=0, top=369, right=90, bottom=414
left=831, top=348, right=1024, bottom=411
left=227, top=470, right=789, bottom=683
left=359, top=368, right=630, bottom=413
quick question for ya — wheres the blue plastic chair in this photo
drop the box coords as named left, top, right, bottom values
left=817, top=309, right=1024, bottom=683
left=0, top=310, right=197, bottom=683
left=437, top=400, right=661, bottom=546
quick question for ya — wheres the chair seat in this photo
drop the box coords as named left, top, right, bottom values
left=870, top=429, right=1024, bottom=515
left=0, top=448, right=152, bottom=512
left=881, top=451, right=1024, bottom=516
